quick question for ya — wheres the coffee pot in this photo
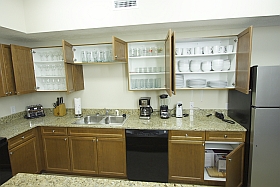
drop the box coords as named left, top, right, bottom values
left=139, top=97, right=153, bottom=119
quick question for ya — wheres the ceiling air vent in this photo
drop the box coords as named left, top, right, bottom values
left=114, top=0, right=138, bottom=9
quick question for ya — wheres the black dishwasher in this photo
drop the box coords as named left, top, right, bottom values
left=0, top=137, right=13, bottom=185
left=126, top=129, right=168, bottom=183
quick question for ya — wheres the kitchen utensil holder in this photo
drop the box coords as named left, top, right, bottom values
left=53, top=103, right=66, bottom=117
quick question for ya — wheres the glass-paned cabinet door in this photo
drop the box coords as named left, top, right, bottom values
left=128, top=40, right=166, bottom=90
left=32, top=47, right=67, bottom=91
left=175, top=36, right=237, bottom=90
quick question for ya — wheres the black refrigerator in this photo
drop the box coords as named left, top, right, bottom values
left=228, top=65, right=280, bottom=187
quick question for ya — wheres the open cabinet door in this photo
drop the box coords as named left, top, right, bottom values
left=226, top=143, right=244, bottom=187
left=112, top=36, right=127, bottom=62
left=235, top=26, right=253, bottom=94
left=62, top=40, right=74, bottom=64
left=1, top=45, right=16, bottom=96
left=165, top=29, right=176, bottom=96
left=10, top=44, right=36, bottom=95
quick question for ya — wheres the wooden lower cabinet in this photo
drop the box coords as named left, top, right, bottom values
left=169, top=130, right=245, bottom=187
left=8, top=129, right=42, bottom=176
left=97, top=137, right=126, bottom=177
left=42, top=135, right=71, bottom=172
left=69, top=137, right=98, bottom=174
left=41, top=127, right=126, bottom=178
left=168, top=131, right=205, bottom=183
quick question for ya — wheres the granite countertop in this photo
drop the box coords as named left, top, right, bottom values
left=1, top=173, right=216, bottom=187
left=0, top=109, right=246, bottom=139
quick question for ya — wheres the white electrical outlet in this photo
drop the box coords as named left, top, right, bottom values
left=190, top=102, right=194, bottom=109
left=10, top=106, right=16, bottom=114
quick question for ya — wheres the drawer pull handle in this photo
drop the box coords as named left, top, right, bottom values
left=52, top=130, right=55, bottom=133
left=21, top=136, right=25, bottom=139
left=224, top=135, right=227, bottom=138
left=185, top=134, right=188, bottom=137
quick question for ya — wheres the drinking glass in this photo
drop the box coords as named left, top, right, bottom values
left=155, top=78, right=161, bottom=88
left=148, top=78, right=154, bottom=88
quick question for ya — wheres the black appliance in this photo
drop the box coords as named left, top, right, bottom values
left=126, top=129, right=168, bottom=183
left=0, top=137, right=13, bottom=185
left=139, top=97, right=153, bottom=119
left=228, top=66, right=280, bottom=187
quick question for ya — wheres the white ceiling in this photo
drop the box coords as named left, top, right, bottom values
left=1, top=15, right=280, bottom=43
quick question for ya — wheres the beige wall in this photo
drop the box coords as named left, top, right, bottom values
left=0, top=26, right=280, bottom=118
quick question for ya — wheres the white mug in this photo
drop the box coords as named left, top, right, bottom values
left=203, top=46, right=211, bottom=54
left=194, top=46, right=202, bottom=55
left=227, top=45, right=234, bottom=53
left=213, top=46, right=219, bottom=54
left=219, top=46, right=225, bottom=53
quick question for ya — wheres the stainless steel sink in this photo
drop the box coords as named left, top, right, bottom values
left=74, top=115, right=104, bottom=124
left=73, top=115, right=127, bottom=125
left=100, top=116, right=127, bottom=125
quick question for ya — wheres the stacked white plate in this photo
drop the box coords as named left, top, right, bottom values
left=207, top=80, right=228, bottom=88
left=178, top=60, right=190, bottom=72
left=186, top=79, right=206, bottom=88
left=176, top=75, right=184, bottom=88
left=189, top=60, right=202, bottom=72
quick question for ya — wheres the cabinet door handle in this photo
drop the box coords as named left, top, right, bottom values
left=64, top=138, right=67, bottom=141
left=202, top=143, right=205, bottom=146
left=185, top=134, right=188, bottom=137
left=228, top=158, right=232, bottom=162
left=92, top=139, right=95, bottom=142
left=52, top=130, right=55, bottom=133
left=96, top=139, right=98, bottom=142
left=5, top=92, right=9, bottom=95
left=21, top=136, right=25, bottom=139
left=224, top=135, right=227, bottom=138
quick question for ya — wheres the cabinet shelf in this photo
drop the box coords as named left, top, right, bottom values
left=129, top=72, right=165, bottom=75
left=74, top=61, right=126, bottom=65
left=204, top=168, right=226, bottom=182
left=176, top=70, right=235, bottom=74
left=128, top=55, right=165, bottom=59
left=176, top=87, right=235, bottom=90
left=176, top=52, right=236, bottom=58
left=34, top=60, right=64, bottom=63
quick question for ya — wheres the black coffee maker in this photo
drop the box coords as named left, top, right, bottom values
left=139, top=97, right=153, bottom=119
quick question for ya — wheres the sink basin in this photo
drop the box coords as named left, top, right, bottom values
left=100, top=116, right=126, bottom=125
left=73, top=115, right=128, bottom=126
left=74, top=115, right=104, bottom=124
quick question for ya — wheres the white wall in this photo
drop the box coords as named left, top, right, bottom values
left=1, top=26, right=280, bottom=118
left=0, top=0, right=26, bottom=31
left=0, top=0, right=279, bottom=33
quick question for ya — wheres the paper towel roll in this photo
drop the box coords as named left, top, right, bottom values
left=74, top=98, right=82, bottom=117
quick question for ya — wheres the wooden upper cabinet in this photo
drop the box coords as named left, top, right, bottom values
left=165, top=29, right=176, bottom=96
left=62, top=40, right=84, bottom=92
left=0, top=44, right=16, bottom=97
left=235, top=26, right=253, bottom=94
left=65, top=63, right=74, bottom=93
left=62, top=40, right=74, bottom=64
left=72, top=64, right=84, bottom=91
left=112, top=36, right=127, bottom=62
left=10, top=44, right=36, bottom=95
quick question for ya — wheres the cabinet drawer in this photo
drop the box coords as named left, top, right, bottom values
left=8, top=128, right=36, bottom=149
left=169, top=130, right=205, bottom=141
left=68, top=128, right=124, bottom=138
left=41, top=127, right=67, bottom=135
left=206, top=131, right=245, bottom=142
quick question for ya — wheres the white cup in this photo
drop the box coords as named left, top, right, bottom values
left=194, top=47, right=202, bottom=55
left=203, top=46, right=211, bottom=54
left=187, top=48, right=193, bottom=55
left=219, top=46, right=225, bottom=53
left=227, top=45, right=234, bottom=53
left=213, top=46, right=219, bottom=54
